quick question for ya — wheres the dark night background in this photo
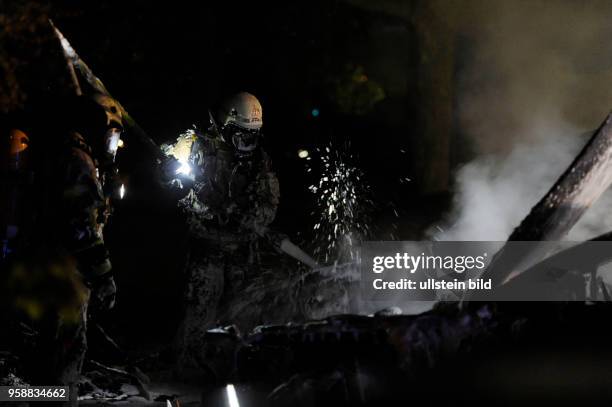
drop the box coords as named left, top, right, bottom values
left=1, top=0, right=467, bottom=347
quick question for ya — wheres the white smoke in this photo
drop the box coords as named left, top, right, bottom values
left=435, top=1, right=612, bottom=242
left=436, top=123, right=612, bottom=241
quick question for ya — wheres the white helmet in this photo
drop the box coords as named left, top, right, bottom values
left=218, top=92, right=263, bottom=153
left=219, top=92, right=263, bottom=131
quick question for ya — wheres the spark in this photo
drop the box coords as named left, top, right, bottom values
left=119, top=183, right=126, bottom=199
left=306, top=142, right=373, bottom=263
left=298, top=149, right=309, bottom=159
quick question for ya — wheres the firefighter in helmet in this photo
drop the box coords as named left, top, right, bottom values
left=161, top=92, right=280, bottom=371
left=0, top=93, right=123, bottom=405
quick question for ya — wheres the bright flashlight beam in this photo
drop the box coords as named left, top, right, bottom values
left=176, top=162, right=192, bottom=176
left=226, top=384, right=240, bottom=407
left=119, top=184, right=125, bottom=199
left=298, top=149, right=309, bottom=159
